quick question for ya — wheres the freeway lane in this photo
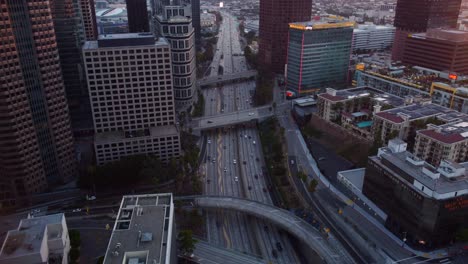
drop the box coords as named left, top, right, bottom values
left=199, top=10, right=300, bottom=263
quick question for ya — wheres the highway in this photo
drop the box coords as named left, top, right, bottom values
left=199, top=10, right=301, bottom=263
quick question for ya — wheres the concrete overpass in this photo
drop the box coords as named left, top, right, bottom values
left=190, top=106, right=274, bottom=132
left=176, top=195, right=351, bottom=264
left=197, top=70, right=257, bottom=87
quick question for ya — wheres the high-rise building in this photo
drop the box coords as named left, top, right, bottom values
left=80, top=0, right=98, bottom=40
left=392, top=0, right=462, bottom=60
left=50, top=0, right=93, bottom=133
left=285, top=20, right=354, bottom=95
left=258, top=0, right=312, bottom=74
left=126, top=0, right=150, bottom=33
left=352, top=24, right=395, bottom=52
left=189, top=0, right=201, bottom=46
left=363, top=140, right=468, bottom=249
left=83, top=33, right=181, bottom=165
left=0, top=1, right=77, bottom=208
left=153, top=1, right=196, bottom=109
left=103, top=193, right=176, bottom=264
left=402, top=29, right=468, bottom=75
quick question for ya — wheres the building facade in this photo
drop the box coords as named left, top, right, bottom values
left=286, top=21, right=354, bottom=95
left=80, top=0, right=98, bottom=40
left=354, top=66, right=468, bottom=114
left=0, top=0, right=77, bottom=208
left=83, top=34, right=180, bottom=165
left=153, top=1, right=196, bottom=109
left=0, top=214, right=70, bottom=264
left=258, top=0, right=312, bottom=74
left=392, top=0, right=462, bottom=60
left=363, top=142, right=468, bottom=249
left=414, top=118, right=468, bottom=166
left=352, top=24, right=395, bottom=52
left=50, top=0, right=93, bottom=134
left=103, top=193, right=176, bottom=264
left=126, top=0, right=150, bottom=33
left=402, top=29, right=468, bottom=75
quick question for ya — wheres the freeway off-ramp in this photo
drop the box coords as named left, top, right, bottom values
left=177, top=195, right=354, bottom=264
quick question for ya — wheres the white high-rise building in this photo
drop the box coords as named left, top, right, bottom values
left=153, top=0, right=197, bottom=110
left=352, top=24, right=395, bottom=52
left=83, top=33, right=181, bottom=165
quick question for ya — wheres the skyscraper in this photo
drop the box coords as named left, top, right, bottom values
left=0, top=0, right=77, bottom=208
left=392, top=0, right=462, bottom=60
left=83, top=33, right=181, bottom=165
left=258, top=0, right=312, bottom=74
left=80, top=0, right=98, bottom=40
left=126, top=0, right=150, bottom=33
left=153, top=1, right=196, bottom=110
left=189, top=0, right=201, bottom=46
left=286, top=20, right=354, bottom=95
left=50, top=0, right=93, bottom=133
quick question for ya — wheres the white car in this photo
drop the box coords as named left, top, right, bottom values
left=233, top=159, right=237, bottom=164
left=86, top=195, right=96, bottom=201
left=72, top=208, right=82, bottom=213
left=248, top=112, right=255, bottom=116
left=234, top=177, right=239, bottom=182
left=253, top=141, right=256, bottom=145
left=207, top=139, right=211, bottom=144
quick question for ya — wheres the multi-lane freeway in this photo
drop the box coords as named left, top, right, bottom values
left=200, top=10, right=302, bottom=263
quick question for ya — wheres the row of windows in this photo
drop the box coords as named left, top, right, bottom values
left=84, top=48, right=168, bottom=57
left=162, top=24, right=189, bottom=35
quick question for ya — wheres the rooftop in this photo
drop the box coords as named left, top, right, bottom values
left=410, top=29, right=468, bottom=43
left=104, top=194, right=174, bottom=264
left=375, top=103, right=467, bottom=124
left=356, top=63, right=468, bottom=93
left=95, top=125, right=179, bottom=144
left=83, top=34, right=168, bottom=49
left=318, top=86, right=405, bottom=107
left=0, top=214, right=65, bottom=262
left=374, top=148, right=468, bottom=197
left=417, top=119, right=468, bottom=144
left=290, top=17, right=355, bottom=31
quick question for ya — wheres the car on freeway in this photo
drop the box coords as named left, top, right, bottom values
left=244, top=135, right=247, bottom=139
left=86, top=195, right=96, bottom=201
left=318, top=157, right=326, bottom=161
left=272, top=249, right=278, bottom=258
left=72, top=208, right=82, bottom=213
left=233, top=159, right=237, bottom=164
left=207, top=139, right=211, bottom=144
left=207, top=120, right=213, bottom=123
left=31, top=209, right=41, bottom=214
left=234, top=177, right=238, bottom=182
left=243, top=161, right=247, bottom=165
left=254, top=174, right=258, bottom=179
left=224, top=167, right=227, bottom=172
left=248, top=112, right=254, bottom=116
left=212, top=158, right=216, bottom=163
left=276, top=242, right=283, bottom=251
left=253, top=140, right=256, bottom=145
left=248, top=186, right=252, bottom=190
left=262, top=187, right=267, bottom=192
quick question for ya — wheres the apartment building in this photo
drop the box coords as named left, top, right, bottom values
left=414, top=119, right=468, bottom=166
left=83, top=33, right=180, bottom=165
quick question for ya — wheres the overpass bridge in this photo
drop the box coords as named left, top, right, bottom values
left=176, top=195, right=351, bottom=264
left=197, top=70, right=257, bottom=87
left=190, top=106, right=274, bottom=132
